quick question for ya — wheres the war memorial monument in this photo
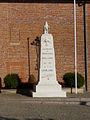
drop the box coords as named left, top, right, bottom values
left=33, top=22, right=66, bottom=97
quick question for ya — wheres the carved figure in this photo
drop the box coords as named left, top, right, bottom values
left=44, top=21, right=49, bottom=34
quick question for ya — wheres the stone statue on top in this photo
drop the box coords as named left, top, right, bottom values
left=44, top=21, right=49, bottom=34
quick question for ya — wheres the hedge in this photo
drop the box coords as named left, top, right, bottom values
left=4, top=73, right=20, bottom=89
left=63, top=72, right=85, bottom=88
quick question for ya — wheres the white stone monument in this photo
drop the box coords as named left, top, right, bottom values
left=33, top=22, right=66, bottom=97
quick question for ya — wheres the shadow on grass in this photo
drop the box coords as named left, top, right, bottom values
left=25, top=118, right=54, bottom=120
left=80, top=101, right=87, bottom=105
left=0, top=116, right=54, bottom=120
left=16, top=88, right=33, bottom=97
left=0, top=116, right=18, bottom=120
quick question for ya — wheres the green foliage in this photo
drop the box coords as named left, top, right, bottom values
left=4, top=74, right=20, bottom=89
left=63, top=72, right=75, bottom=87
left=77, top=73, right=85, bottom=88
left=63, top=72, right=85, bottom=88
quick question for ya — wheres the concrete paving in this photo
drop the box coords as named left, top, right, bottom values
left=0, top=91, right=90, bottom=120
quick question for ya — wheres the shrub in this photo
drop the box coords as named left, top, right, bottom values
left=63, top=72, right=75, bottom=87
left=77, top=73, right=85, bottom=88
left=4, top=74, right=20, bottom=89
left=29, top=74, right=36, bottom=84
left=63, top=72, right=84, bottom=88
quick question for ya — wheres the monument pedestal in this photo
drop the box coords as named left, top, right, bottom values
left=33, top=80, right=66, bottom=97
left=33, top=22, right=66, bottom=97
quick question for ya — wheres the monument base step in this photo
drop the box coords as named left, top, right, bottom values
left=33, top=84, right=66, bottom=97
left=33, top=90, right=66, bottom=97
left=33, top=82, right=66, bottom=97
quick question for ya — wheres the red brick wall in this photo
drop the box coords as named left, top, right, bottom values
left=0, top=3, right=87, bottom=89
left=87, top=3, right=90, bottom=91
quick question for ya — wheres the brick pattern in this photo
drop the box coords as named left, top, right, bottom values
left=87, top=4, right=90, bottom=91
left=0, top=3, right=89, bottom=90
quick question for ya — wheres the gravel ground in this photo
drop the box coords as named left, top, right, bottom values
left=0, top=92, right=90, bottom=120
left=67, top=92, right=90, bottom=98
left=0, top=99, right=90, bottom=120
